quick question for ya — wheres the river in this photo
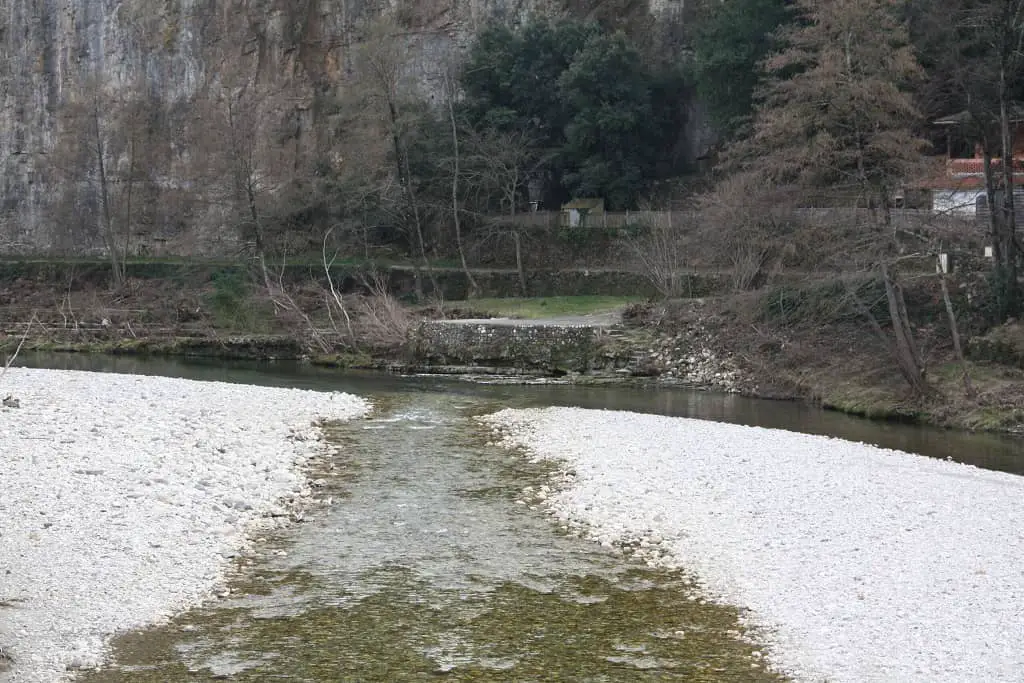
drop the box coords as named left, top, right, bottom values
left=14, top=353, right=1023, bottom=681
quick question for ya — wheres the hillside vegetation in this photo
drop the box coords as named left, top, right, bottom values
left=2, top=0, right=1023, bottom=430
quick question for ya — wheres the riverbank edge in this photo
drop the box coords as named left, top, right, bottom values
left=4, top=328, right=1022, bottom=437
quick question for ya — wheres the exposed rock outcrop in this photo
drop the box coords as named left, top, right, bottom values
left=0, top=0, right=691, bottom=257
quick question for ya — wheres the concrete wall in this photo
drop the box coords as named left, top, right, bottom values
left=932, top=190, right=983, bottom=216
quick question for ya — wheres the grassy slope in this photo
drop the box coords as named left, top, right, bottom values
left=443, top=296, right=644, bottom=319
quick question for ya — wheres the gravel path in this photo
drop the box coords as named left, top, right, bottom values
left=0, top=368, right=369, bottom=682
left=436, top=311, right=620, bottom=328
left=481, top=407, right=1024, bottom=683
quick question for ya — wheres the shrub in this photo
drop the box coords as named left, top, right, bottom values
left=206, top=270, right=262, bottom=331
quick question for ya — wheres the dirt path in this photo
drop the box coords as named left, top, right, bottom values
left=436, top=310, right=623, bottom=328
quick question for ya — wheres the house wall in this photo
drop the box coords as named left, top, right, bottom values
left=932, top=190, right=984, bottom=216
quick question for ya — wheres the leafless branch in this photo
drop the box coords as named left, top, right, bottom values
left=322, top=227, right=354, bottom=340
left=1, top=313, right=39, bottom=383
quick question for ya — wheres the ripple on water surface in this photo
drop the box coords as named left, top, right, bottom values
left=79, top=393, right=782, bottom=682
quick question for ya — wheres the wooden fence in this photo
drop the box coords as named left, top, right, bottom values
left=498, top=210, right=696, bottom=230
left=499, top=208, right=982, bottom=233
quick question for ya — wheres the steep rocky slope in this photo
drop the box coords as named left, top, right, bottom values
left=0, top=0, right=687, bottom=255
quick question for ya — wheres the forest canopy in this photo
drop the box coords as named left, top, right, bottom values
left=460, top=20, right=690, bottom=210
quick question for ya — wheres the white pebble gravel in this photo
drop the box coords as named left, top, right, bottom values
left=0, top=368, right=369, bottom=682
left=481, top=407, right=1024, bottom=683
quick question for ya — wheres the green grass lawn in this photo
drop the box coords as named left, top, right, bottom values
left=443, top=295, right=644, bottom=319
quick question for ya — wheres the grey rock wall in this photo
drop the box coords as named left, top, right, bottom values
left=0, top=0, right=692, bottom=256
left=411, top=319, right=605, bottom=373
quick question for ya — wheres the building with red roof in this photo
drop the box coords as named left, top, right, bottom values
left=919, top=111, right=1024, bottom=217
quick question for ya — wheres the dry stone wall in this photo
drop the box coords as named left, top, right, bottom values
left=410, top=320, right=604, bottom=373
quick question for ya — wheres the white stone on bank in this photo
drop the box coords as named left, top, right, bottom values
left=0, top=368, right=369, bottom=682
left=480, top=407, right=1024, bottom=683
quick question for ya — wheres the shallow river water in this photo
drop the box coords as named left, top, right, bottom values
left=16, top=353, right=1024, bottom=681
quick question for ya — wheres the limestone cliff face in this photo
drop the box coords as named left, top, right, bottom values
left=0, top=0, right=686, bottom=256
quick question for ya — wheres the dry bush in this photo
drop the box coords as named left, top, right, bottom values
left=696, top=173, right=802, bottom=291
left=351, top=271, right=414, bottom=351
left=623, top=211, right=694, bottom=298
left=320, top=228, right=355, bottom=343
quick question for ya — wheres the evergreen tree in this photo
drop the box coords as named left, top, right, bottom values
left=461, top=21, right=600, bottom=149
left=559, top=33, right=675, bottom=208
left=744, top=0, right=926, bottom=206
left=461, top=20, right=688, bottom=209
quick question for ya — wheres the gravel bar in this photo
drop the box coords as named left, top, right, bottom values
left=0, top=368, right=369, bottom=682
left=481, top=407, right=1024, bottom=683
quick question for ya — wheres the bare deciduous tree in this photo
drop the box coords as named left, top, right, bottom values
left=439, top=60, right=480, bottom=299
left=322, top=227, right=355, bottom=340
left=465, top=128, right=540, bottom=296
left=936, top=248, right=974, bottom=395
left=198, top=71, right=285, bottom=258
left=624, top=209, right=692, bottom=298
left=51, top=75, right=157, bottom=289
left=698, top=175, right=798, bottom=292
left=356, top=18, right=436, bottom=298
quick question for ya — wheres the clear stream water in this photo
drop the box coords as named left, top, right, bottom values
left=15, top=353, right=1023, bottom=682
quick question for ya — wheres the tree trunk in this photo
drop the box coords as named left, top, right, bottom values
left=937, top=256, right=974, bottom=397
left=447, top=89, right=479, bottom=299
left=227, top=98, right=264, bottom=258
left=505, top=181, right=528, bottom=296
left=983, top=145, right=1002, bottom=266
left=508, top=200, right=527, bottom=297
left=881, top=262, right=927, bottom=395
left=998, top=64, right=1020, bottom=318
left=400, top=148, right=438, bottom=299
left=245, top=177, right=263, bottom=256
left=385, top=96, right=435, bottom=300
left=981, top=146, right=1015, bottom=322
left=513, top=229, right=527, bottom=297
left=124, top=130, right=135, bottom=265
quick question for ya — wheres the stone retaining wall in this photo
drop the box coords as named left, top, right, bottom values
left=409, top=321, right=608, bottom=374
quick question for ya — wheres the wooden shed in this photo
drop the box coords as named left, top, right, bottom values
left=560, top=198, right=605, bottom=228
